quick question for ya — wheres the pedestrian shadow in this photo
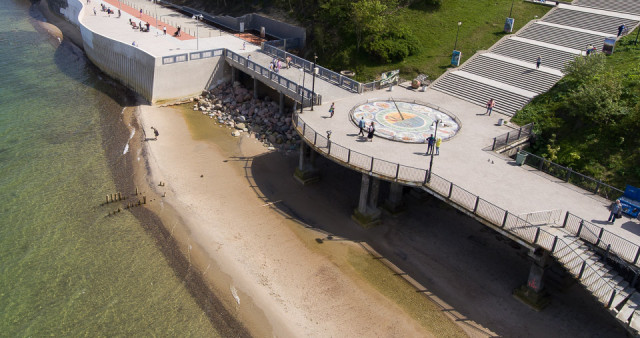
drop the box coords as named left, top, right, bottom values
left=412, top=152, right=429, bottom=156
left=355, top=138, right=369, bottom=142
left=590, top=219, right=610, bottom=225
left=346, top=133, right=359, bottom=137
left=476, top=113, right=487, bottom=116
left=144, top=137, right=157, bottom=141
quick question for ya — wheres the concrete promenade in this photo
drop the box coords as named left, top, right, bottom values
left=81, top=0, right=640, bottom=248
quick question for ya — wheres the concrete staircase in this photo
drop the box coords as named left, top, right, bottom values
left=432, top=3, right=640, bottom=116
left=575, top=0, right=640, bottom=16
left=548, top=229, right=640, bottom=334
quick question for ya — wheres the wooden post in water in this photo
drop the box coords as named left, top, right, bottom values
left=143, top=196, right=146, bottom=204
left=118, top=192, right=122, bottom=201
left=106, top=195, right=109, bottom=204
left=136, top=187, right=139, bottom=195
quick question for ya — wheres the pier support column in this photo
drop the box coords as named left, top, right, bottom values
left=231, top=67, right=237, bottom=83
left=294, top=141, right=319, bottom=185
left=513, top=248, right=551, bottom=311
left=253, top=77, right=258, bottom=99
left=352, top=174, right=381, bottom=227
left=279, top=92, right=284, bottom=115
left=383, top=182, right=405, bottom=214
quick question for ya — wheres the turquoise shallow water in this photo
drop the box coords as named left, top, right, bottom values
left=0, top=1, right=222, bottom=335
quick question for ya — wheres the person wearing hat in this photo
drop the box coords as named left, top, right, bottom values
left=608, top=199, right=623, bottom=223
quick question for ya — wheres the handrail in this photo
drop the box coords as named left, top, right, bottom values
left=225, top=49, right=320, bottom=106
left=563, top=212, right=640, bottom=272
left=517, top=150, right=624, bottom=200
left=262, top=44, right=362, bottom=94
left=292, top=112, right=619, bottom=304
left=491, top=122, right=534, bottom=151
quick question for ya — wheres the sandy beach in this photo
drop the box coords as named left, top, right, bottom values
left=131, top=104, right=464, bottom=337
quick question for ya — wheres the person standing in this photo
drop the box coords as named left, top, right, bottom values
left=618, top=24, right=626, bottom=37
left=435, top=137, right=442, bottom=155
left=608, top=200, right=623, bottom=223
left=118, top=9, right=121, bottom=18
left=139, top=8, right=142, bottom=18
left=93, top=7, right=96, bottom=15
left=150, top=127, right=159, bottom=140
left=358, top=117, right=365, bottom=137
left=536, top=56, right=541, bottom=69
left=367, top=122, right=375, bottom=142
left=329, top=102, right=335, bottom=118
left=425, top=134, right=435, bottom=155
left=486, top=98, right=495, bottom=116
left=163, top=26, right=166, bottom=35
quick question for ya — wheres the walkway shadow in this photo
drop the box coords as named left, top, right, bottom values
left=621, top=221, right=640, bottom=236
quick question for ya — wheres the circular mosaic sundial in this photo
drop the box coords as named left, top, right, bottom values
left=350, top=99, right=460, bottom=143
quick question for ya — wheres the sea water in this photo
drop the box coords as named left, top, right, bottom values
left=0, top=0, right=221, bottom=335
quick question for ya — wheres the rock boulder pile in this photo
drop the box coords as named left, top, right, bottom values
left=193, top=81, right=299, bottom=149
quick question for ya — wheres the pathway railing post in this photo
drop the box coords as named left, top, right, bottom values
left=607, top=290, right=617, bottom=309
left=501, top=211, right=508, bottom=228
left=562, top=211, right=569, bottom=228
left=473, top=196, right=480, bottom=214
left=492, top=138, right=497, bottom=151
left=533, top=228, right=541, bottom=244
left=448, top=182, right=453, bottom=199
left=566, top=168, right=572, bottom=182
left=633, top=247, right=640, bottom=265
left=395, top=164, right=400, bottom=180
left=551, top=236, right=558, bottom=253
left=313, top=132, right=317, bottom=145
left=505, top=132, right=510, bottom=144
left=577, top=220, right=584, bottom=237
left=594, top=181, right=601, bottom=194
left=578, top=261, right=586, bottom=279
left=347, top=149, right=351, bottom=163
left=517, top=127, right=522, bottom=139
left=596, top=227, right=605, bottom=247
left=370, top=157, right=374, bottom=172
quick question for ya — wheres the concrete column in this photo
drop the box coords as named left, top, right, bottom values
left=253, top=77, right=258, bottom=99
left=352, top=174, right=381, bottom=227
left=279, top=92, right=284, bottom=115
left=513, top=248, right=551, bottom=310
left=368, top=177, right=380, bottom=209
left=231, top=67, right=236, bottom=82
left=358, top=174, right=371, bottom=214
left=294, top=141, right=319, bottom=185
left=298, top=141, right=305, bottom=171
left=383, top=182, right=405, bottom=214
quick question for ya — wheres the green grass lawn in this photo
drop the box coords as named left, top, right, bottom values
left=349, top=0, right=550, bottom=81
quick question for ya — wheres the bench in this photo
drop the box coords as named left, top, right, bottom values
left=619, top=185, right=640, bottom=218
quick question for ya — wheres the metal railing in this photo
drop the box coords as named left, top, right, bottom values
left=520, top=209, right=563, bottom=225
left=225, top=50, right=320, bottom=107
left=518, top=151, right=624, bottom=200
left=263, top=38, right=302, bottom=51
left=292, top=112, right=619, bottom=305
left=491, top=123, right=534, bottom=151
left=262, top=44, right=362, bottom=93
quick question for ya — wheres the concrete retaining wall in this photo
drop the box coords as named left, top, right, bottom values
left=57, top=0, right=227, bottom=102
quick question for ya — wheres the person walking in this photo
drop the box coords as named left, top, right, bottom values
left=139, top=8, right=143, bottom=18
left=117, top=9, right=121, bottom=18
left=435, top=137, right=442, bottom=155
left=163, top=26, right=166, bottom=35
left=367, top=122, right=375, bottom=142
left=486, top=98, right=495, bottom=116
left=608, top=200, right=623, bottom=223
left=151, top=126, right=159, bottom=140
left=536, top=56, right=541, bottom=69
left=358, top=117, right=365, bottom=137
left=425, top=134, right=435, bottom=155
left=329, top=103, right=335, bottom=118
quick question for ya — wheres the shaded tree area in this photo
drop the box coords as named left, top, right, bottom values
left=512, top=33, right=640, bottom=188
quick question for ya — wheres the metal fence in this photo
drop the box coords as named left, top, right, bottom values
left=519, top=209, right=563, bottom=225
left=262, top=44, right=361, bottom=93
left=225, top=50, right=320, bottom=107
left=490, top=123, right=534, bottom=151
left=292, top=112, right=619, bottom=305
left=518, top=151, right=624, bottom=200
left=263, top=38, right=302, bottom=51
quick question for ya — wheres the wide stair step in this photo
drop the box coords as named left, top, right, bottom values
left=543, top=7, right=639, bottom=36
left=460, top=55, right=561, bottom=94
left=491, top=38, right=578, bottom=71
left=518, top=23, right=608, bottom=51
left=575, top=0, right=640, bottom=16
left=431, top=73, right=530, bottom=116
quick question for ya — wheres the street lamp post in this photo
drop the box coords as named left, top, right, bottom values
left=311, top=53, right=317, bottom=111
left=427, top=117, right=441, bottom=183
left=192, top=14, right=203, bottom=50
left=299, top=68, right=306, bottom=114
left=453, top=21, right=462, bottom=51
left=509, top=0, right=515, bottom=18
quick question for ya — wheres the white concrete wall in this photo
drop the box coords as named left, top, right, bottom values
left=59, top=0, right=226, bottom=103
left=153, top=55, right=231, bottom=102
